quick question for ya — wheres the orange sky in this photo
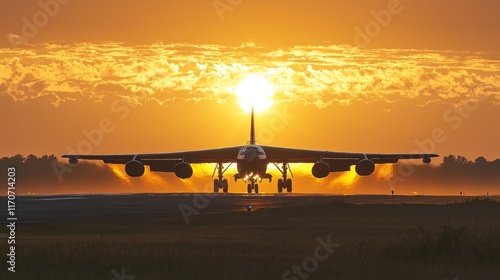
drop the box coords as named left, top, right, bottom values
left=0, top=0, right=499, bottom=194
left=1, top=0, right=499, bottom=50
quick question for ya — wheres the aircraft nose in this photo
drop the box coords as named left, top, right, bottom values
left=244, top=151, right=257, bottom=162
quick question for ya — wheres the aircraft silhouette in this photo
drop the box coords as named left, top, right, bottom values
left=62, top=108, right=438, bottom=193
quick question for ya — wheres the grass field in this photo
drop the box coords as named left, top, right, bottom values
left=2, top=196, right=500, bottom=280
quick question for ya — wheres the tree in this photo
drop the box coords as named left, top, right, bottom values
left=441, top=155, right=470, bottom=167
left=455, top=155, right=470, bottom=165
left=475, top=156, right=489, bottom=165
left=441, top=155, right=457, bottom=167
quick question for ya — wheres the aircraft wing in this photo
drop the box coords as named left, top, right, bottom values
left=262, top=145, right=438, bottom=162
left=261, top=145, right=438, bottom=171
left=63, top=145, right=437, bottom=166
left=62, top=146, right=243, bottom=169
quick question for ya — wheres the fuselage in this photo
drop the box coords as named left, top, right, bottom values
left=236, top=145, right=267, bottom=180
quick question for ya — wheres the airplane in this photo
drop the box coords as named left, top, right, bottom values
left=62, top=108, right=438, bottom=193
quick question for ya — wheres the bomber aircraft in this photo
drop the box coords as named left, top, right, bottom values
left=63, top=107, right=438, bottom=193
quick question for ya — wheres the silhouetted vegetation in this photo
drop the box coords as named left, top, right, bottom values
left=439, top=155, right=500, bottom=180
left=462, top=197, right=499, bottom=205
left=385, top=223, right=500, bottom=265
left=0, top=154, right=125, bottom=194
left=390, top=154, right=500, bottom=194
left=0, top=154, right=499, bottom=194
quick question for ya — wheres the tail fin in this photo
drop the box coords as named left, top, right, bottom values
left=250, top=107, right=256, bottom=145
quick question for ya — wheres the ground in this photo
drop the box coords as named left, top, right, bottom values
left=1, top=193, right=500, bottom=280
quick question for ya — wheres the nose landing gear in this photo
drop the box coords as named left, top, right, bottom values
left=244, top=173, right=261, bottom=194
left=247, top=182, right=259, bottom=194
left=234, top=171, right=271, bottom=194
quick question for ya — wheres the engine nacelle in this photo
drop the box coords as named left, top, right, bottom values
left=422, top=157, right=431, bottom=164
left=125, top=160, right=145, bottom=177
left=355, top=159, right=375, bottom=176
left=312, top=161, right=330, bottom=178
left=175, top=162, right=193, bottom=179
left=68, top=156, right=78, bottom=165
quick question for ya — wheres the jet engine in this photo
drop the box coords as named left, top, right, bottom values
left=68, top=156, right=78, bottom=165
left=312, top=161, right=330, bottom=178
left=125, top=160, right=145, bottom=177
left=175, top=162, right=193, bottom=179
left=355, top=159, right=375, bottom=176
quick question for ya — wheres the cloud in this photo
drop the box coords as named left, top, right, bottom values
left=0, top=43, right=498, bottom=108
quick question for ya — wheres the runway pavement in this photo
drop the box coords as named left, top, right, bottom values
left=2, top=193, right=493, bottom=223
left=6, top=193, right=326, bottom=222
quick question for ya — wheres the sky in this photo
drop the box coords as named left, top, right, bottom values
left=0, top=0, right=499, bottom=194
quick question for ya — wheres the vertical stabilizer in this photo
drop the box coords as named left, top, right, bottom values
left=250, top=107, right=256, bottom=145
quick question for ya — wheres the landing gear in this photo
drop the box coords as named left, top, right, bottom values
left=277, top=179, right=292, bottom=193
left=247, top=182, right=259, bottom=194
left=214, top=179, right=228, bottom=193
left=236, top=172, right=268, bottom=194
left=274, top=162, right=293, bottom=193
left=285, top=179, right=292, bottom=192
left=222, top=180, right=228, bottom=193
left=212, top=162, right=232, bottom=193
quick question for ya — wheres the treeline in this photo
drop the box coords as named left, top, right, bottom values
left=0, top=154, right=498, bottom=194
left=400, top=155, right=500, bottom=183
left=442, top=155, right=500, bottom=171
left=0, top=154, right=126, bottom=194
left=0, top=154, right=119, bottom=182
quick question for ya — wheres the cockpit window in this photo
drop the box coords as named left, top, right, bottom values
left=256, top=146, right=265, bottom=155
left=239, top=146, right=266, bottom=155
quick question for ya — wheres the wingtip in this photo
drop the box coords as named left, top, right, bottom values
left=61, top=154, right=79, bottom=158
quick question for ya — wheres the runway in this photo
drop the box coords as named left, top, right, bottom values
left=5, top=193, right=491, bottom=223
left=9, top=193, right=327, bottom=223
left=2, top=193, right=500, bottom=280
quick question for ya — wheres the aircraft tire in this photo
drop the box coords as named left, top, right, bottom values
left=277, top=179, right=283, bottom=193
left=286, top=179, right=292, bottom=193
left=222, top=179, right=228, bottom=193
left=213, top=179, right=219, bottom=193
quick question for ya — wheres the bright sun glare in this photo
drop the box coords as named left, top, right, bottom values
left=236, top=75, right=274, bottom=113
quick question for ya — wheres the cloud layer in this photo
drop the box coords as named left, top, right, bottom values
left=1, top=43, right=498, bottom=108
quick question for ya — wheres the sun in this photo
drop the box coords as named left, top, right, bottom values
left=236, top=75, right=274, bottom=113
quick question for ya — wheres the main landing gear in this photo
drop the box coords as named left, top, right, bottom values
left=274, top=162, right=293, bottom=193
left=213, top=162, right=231, bottom=193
